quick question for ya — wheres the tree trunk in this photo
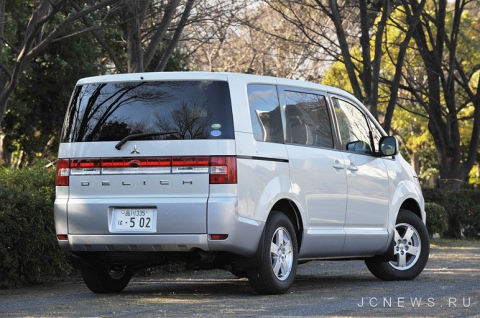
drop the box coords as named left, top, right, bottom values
left=119, top=1, right=149, bottom=73
left=382, top=0, right=426, bottom=133
left=327, top=0, right=363, bottom=101
left=143, top=0, right=180, bottom=70
left=156, top=0, right=194, bottom=72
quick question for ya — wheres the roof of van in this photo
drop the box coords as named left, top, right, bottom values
left=76, top=71, right=361, bottom=106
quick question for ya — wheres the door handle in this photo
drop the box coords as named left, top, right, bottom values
left=333, top=159, right=345, bottom=170
left=347, top=162, right=358, bottom=171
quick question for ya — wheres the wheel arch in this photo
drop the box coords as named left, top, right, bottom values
left=399, top=198, right=423, bottom=223
left=270, top=199, right=304, bottom=250
left=234, top=198, right=303, bottom=270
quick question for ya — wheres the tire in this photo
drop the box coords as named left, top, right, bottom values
left=365, top=209, right=430, bottom=281
left=247, top=212, right=298, bottom=295
left=81, top=264, right=133, bottom=293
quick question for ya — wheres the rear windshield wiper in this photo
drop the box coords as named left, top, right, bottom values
left=115, top=132, right=179, bottom=150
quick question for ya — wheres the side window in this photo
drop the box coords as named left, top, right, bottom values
left=247, top=85, right=283, bottom=143
left=333, top=98, right=372, bottom=154
left=284, top=91, right=334, bottom=148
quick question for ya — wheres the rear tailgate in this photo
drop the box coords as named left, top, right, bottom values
left=55, top=76, right=236, bottom=239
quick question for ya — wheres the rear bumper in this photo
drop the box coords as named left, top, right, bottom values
left=55, top=196, right=265, bottom=258
left=57, top=234, right=209, bottom=252
left=58, top=223, right=262, bottom=258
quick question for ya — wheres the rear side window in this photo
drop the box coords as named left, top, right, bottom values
left=284, top=91, right=333, bottom=148
left=247, top=84, right=284, bottom=143
left=61, top=81, right=234, bottom=142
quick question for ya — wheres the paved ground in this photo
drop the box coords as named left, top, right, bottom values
left=0, top=239, right=479, bottom=317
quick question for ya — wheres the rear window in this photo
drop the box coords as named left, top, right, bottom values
left=61, top=80, right=234, bottom=142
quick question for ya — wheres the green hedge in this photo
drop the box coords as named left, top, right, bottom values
left=423, top=188, right=480, bottom=239
left=425, top=202, right=448, bottom=237
left=0, top=163, right=71, bottom=288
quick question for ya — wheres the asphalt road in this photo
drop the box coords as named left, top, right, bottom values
left=1, top=239, right=479, bottom=318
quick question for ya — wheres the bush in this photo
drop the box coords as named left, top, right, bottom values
left=425, top=202, right=448, bottom=237
left=0, top=162, right=71, bottom=288
left=422, top=187, right=480, bottom=239
left=422, top=188, right=445, bottom=204
left=442, top=191, right=475, bottom=238
left=461, top=205, right=480, bottom=239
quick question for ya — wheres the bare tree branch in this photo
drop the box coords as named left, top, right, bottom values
left=156, top=0, right=194, bottom=72
left=143, top=0, right=181, bottom=70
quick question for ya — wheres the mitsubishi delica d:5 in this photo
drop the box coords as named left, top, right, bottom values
left=54, top=72, right=429, bottom=294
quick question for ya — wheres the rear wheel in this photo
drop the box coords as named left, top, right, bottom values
left=365, top=209, right=429, bottom=280
left=247, top=212, right=298, bottom=294
left=81, top=264, right=133, bottom=293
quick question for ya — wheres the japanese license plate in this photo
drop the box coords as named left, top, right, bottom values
left=111, top=208, right=156, bottom=232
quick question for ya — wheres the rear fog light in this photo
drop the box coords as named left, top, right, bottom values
left=210, top=234, right=229, bottom=240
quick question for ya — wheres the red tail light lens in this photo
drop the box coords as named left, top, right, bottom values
left=56, top=159, right=70, bottom=186
left=71, top=159, right=101, bottom=168
left=172, top=156, right=210, bottom=174
left=209, top=156, right=237, bottom=184
left=102, top=157, right=171, bottom=168
left=172, top=157, right=209, bottom=166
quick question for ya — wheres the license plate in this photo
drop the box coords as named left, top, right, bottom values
left=111, top=208, right=156, bottom=232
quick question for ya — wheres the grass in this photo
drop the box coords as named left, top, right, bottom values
left=430, top=238, right=480, bottom=248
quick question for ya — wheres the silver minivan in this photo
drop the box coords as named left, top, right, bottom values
left=54, top=72, right=429, bottom=294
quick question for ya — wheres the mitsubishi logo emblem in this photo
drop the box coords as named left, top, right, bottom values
left=131, top=145, right=140, bottom=154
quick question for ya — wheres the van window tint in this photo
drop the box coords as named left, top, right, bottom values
left=61, top=81, right=234, bottom=142
left=332, top=98, right=372, bottom=154
left=247, top=85, right=283, bottom=143
left=284, top=91, right=333, bottom=148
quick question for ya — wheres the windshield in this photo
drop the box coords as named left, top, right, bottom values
left=61, top=80, right=234, bottom=142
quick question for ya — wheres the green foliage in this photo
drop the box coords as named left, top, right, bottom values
left=425, top=202, right=447, bottom=237
left=423, top=188, right=480, bottom=239
left=462, top=205, right=480, bottom=239
left=321, top=60, right=354, bottom=93
left=469, top=164, right=480, bottom=186
left=0, top=163, right=71, bottom=288
left=2, top=29, right=105, bottom=167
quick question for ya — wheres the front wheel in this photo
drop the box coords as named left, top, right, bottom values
left=247, top=212, right=298, bottom=294
left=366, top=209, right=429, bottom=280
left=81, top=264, right=133, bottom=293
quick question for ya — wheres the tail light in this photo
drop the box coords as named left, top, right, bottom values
left=55, top=156, right=237, bottom=186
left=172, top=156, right=209, bottom=174
left=56, top=159, right=70, bottom=186
left=210, top=156, right=237, bottom=184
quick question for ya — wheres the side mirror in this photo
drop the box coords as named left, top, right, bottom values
left=379, top=136, right=398, bottom=156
